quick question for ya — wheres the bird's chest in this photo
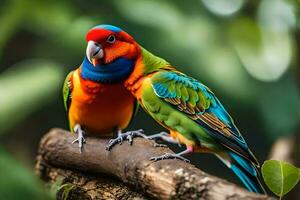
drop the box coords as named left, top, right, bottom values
left=73, top=81, right=132, bottom=113
left=70, top=79, right=134, bottom=133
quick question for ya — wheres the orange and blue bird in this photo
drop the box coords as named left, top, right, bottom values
left=63, top=25, right=143, bottom=152
left=87, top=24, right=267, bottom=194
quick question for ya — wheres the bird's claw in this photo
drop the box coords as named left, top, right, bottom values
left=146, top=132, right=181, bottom=148
left=127, top=134, right=133, bottom=145
left=146, top=132, right=169, bottom=140
left=72, top=134, right=86, bottom=153
left=153, top=143, right=168, bottom=148
left=106, top=129, right=146, bottom=151
left=72, top=124, right=86, bottom=153
left=149, top=153, right=190, bottom=163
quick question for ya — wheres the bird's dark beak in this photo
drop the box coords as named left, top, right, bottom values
left=86, top=41, right=103, bottom=66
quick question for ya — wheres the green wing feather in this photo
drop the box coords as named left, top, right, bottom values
left=149, top=70, right=258, bottom=165
left=63, top=71, right=74, bottom=113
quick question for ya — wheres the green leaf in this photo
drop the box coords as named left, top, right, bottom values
left=262, top=160, right=300, bottom=198
left=59, top=183, right=75, bottom=200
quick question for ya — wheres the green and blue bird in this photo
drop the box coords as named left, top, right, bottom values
left=88, top=24, right=265, bottom=194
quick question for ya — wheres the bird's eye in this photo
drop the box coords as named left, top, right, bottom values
left=107, top=35, right=116, bottom=43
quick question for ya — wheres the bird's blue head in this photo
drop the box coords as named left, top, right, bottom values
left=81, top=24, right=140, bottom=83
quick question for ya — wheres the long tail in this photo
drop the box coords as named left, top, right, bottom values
left=217, top=152, right=266, bottom=194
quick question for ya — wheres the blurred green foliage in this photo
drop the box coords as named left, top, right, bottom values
left=0, top=60, right=63, bottom=134
left=0, top=148, right=52, bottom=199
left=0, top=0, right=299, bottom=199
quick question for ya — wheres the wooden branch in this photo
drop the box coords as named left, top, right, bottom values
left=36, top=128, right=275, bottom=200
left=36, top=161, right=146, bottom=200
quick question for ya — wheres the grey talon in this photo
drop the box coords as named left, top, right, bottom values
left=72, top=124, right=86, bottom=153
left=154, top=143, right=168, bottom=148
left=106, top=129, right=147, bottom=150
left=149, top=153, right=190, bottom=163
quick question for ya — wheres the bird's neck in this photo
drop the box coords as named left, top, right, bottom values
left=124, top=46, right=173, bottom=98
left=80, top=56, right=135, bottom=83
left=139, top=47, right=170, bottom=74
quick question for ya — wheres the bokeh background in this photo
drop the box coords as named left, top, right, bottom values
left=0, top=0, right=299, bottom=199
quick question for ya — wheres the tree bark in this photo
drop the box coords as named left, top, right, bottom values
left=35, top=128, right=275, bottom=200
left=36, top=162, right=146, bottom=200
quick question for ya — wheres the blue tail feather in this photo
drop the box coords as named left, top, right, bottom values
left=230, top=163, right=264, bottom=193
left=229, top=152, right=257, bottom=177
left=219, top=152, right=266, bottom=194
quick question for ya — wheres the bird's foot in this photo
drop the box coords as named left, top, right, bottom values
left=146, top=131, right=169, bottom=140
left=72, top=124, right=86, bottom=153
left=149, top=153, right=190, bottom=163
left=147, top=131, right=181, bottom=147
left=153, top=143, right=168, bottom=148
left=106, top=129, right=146, bottom=151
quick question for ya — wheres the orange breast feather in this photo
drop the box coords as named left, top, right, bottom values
left=69, top=69, right=135, bottom=136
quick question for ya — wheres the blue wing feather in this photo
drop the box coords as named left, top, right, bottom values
left=151, top=71, right=258, bottom=165
left=151, top=70, right=265, bottom=193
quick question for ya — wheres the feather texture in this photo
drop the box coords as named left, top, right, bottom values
left=150, top=71, right=259, bottom=166
left=63, top=71, right=74, bottom=113
left=137, top=70, right=265, bottom=193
